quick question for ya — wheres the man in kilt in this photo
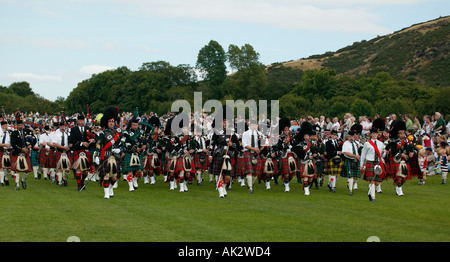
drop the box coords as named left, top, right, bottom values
left=295, top=121, right=317, bottom=196
left=93, top=107, right=122, bottom=199
left=242, top=119, right=264, bottom=194
left=121, top=117, right=146, bottom=192
left=341, top=128, right=361, bottom=196
left=277, top=117, right=298, bottom=192
left=143, top=116, right=163, bottom=185
left=50, top=122, right=71, bottom=187
left=31, top=127, right=42, bottom=179
left=259, top=135, right=277, bottom=190
left=210, top=105, right=238, bottom=198
left=386, top=120, right=420, bottom=196
left=325, top=130, right=343, bottom=193
left=9, top=120, right=33, bottom=190
left=310, top=131, right=326, bottom=189
left=360, top=127, right=386, bottom=202
left=38, top=126, right=54, bottom=181
left=0, top=120, right=11, bottom=186
left=192, top=126, right=209, bottom=186
left=69, top=114, right=96, bottom=191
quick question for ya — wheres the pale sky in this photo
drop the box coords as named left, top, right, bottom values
left=0, top=0, right=448, bottom=101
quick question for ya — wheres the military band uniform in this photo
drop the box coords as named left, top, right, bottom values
left=0, top=122, right=11, bottom=186
left=9, top=121, right=33, bottom=190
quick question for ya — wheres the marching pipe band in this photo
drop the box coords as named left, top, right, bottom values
left=0, top=106, right=427, bottom=202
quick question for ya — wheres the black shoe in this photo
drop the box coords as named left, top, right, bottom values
left=5, top=180, right=9, bottom=186
left=21, top=180, right=27, bottom=189
left=63, top=180, right=68, bottom=187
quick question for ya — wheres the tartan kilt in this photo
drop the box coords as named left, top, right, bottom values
left=327, top=157, right=344, bottom=176
left=193, top=152, right=208, bottom=171
left=235, top=155, right=245, bottom=177
left=384, top=155, right=399, bottom=179
left=99, top=157, right=121, bottom=177
left=72, top=150, right=92, bottom=172
left=39, top=148, right=55, bottom=168
left=164, top=156, right=177, bottom=173
left=341, top=158, right=361, bottom=178
left=280, top=153, right=298, bottom=176
left=244, top=151, right=261, bottom=175
left=0, top=150, right=6, bottom=168
left=144, top=154, right=162, bottom=172
left=363, top=161, right=385, bottom=182
left=10, top=154, right=32, bottom=172
left=54, top=151, right=72, bottom=171
left=30, top=150, right=40, bottom=166
left=408, top=155, right=421, bottom=178
left=314, top=158, right=326, bottom=175
left=121, top=152, right=144, bottom=173
left=260, top=157, right=278, bottom=177
left=174, top=156, right=196, bottom=175
left=210, top=153, right=233, bottom=175
left=299, top=161, right=317, bottom=179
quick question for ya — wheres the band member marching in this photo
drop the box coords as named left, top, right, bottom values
left=296, top=121, right=317, bottom=196
left=10, top=119, right=34, bottom=190
left=38, top=126, right=53, bottom=180
left=310, top=130, right=326, bottom=189
left=259, top=135, right=277, bottom=190
left=173, top=114, right=196, bottom=192
left=51, top=122, right=71, bottom=187
left=242, top=119, right=264, bottom=194
left=192, top=126, right=209, bottom=186
left=341, top=124, right=362, bottom=196
left=325, top=130, right=343, bottom=193
left=93, top=107, right=122, bottom=199
left=210, top=105, right=238, bottom=198
left=69, top=114, right=96, bottom=191
left=360, top=127, right=387, bottom=202
left=0, top=120, right=11, bottom=186
left=143, top=116, right=163, bottom=185
left=277, top=117, right=298, bottom=192
left=121, top=116, right=146, bottom=192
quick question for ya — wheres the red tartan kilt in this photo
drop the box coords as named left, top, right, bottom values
left=363, top=161, right=385, bottom=182
left=384, top=155, right=399, bottom=179
left=10, top=154, right=32, bottom=172
left=408, top=155, right=421, bottom=177
left=260, top=158, right=278, bottom=177
left=280, top=153, right=297, bottom=176
left=193, top=153, right=208, bottom=170
left=299, top=161, right=317, bottom=179
left=244, top=151, right=261, bottom=175
left=0, top=150, right=5, bottom=168
left=39, top=148, right=55, bottom=168
left=54, top=151, right=72, bottom=171
left=72, top=150, right=92, bottom=171
left=145, top=154, right=162, bottom=171
left=174, top=156, right=196, bottom=175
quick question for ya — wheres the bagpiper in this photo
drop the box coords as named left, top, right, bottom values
left=143, top=116, right=163, bottom=185
left=296, top=121, right=317, bottom=196
left=276, top=117, right=298, bottom=192
left=9, top=119, right=34, bottom=190
left=69, top=114, right=96, bottom=191
left=121, top=115, right=146, bottom=192
left=93, top=107, right=122, bottom=199
left=0, top=120, right=11, bottom=186
left=210, top=105, right=238, bottom=198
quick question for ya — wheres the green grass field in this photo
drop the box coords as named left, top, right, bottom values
left=0, top=172, right=448, bottom=242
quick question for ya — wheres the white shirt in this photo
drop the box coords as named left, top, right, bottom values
left=0, top=129, right=10, bottom=149
left=52, top=129, right=68, bottom=147
left=242, top=129, right=262, bottom=152
left=342, top=140, right=359, bottom=156
left=360, top=139, right=385, bottom=168
left=39, top=132, right=52, bottom=149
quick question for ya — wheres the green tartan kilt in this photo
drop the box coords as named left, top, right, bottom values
left=327, top=157, right=343, bottom=176
left=121, top=152, right=144, bottom=173
left=341, top=158, right=361, bottom=178
left=31, top=150, right=41, bottom=167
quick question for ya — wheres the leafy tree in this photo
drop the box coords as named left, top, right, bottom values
left=196, top=40, right=227, bottom=89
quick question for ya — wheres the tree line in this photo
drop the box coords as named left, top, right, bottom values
left=2, top=40, right=448, bottom=121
